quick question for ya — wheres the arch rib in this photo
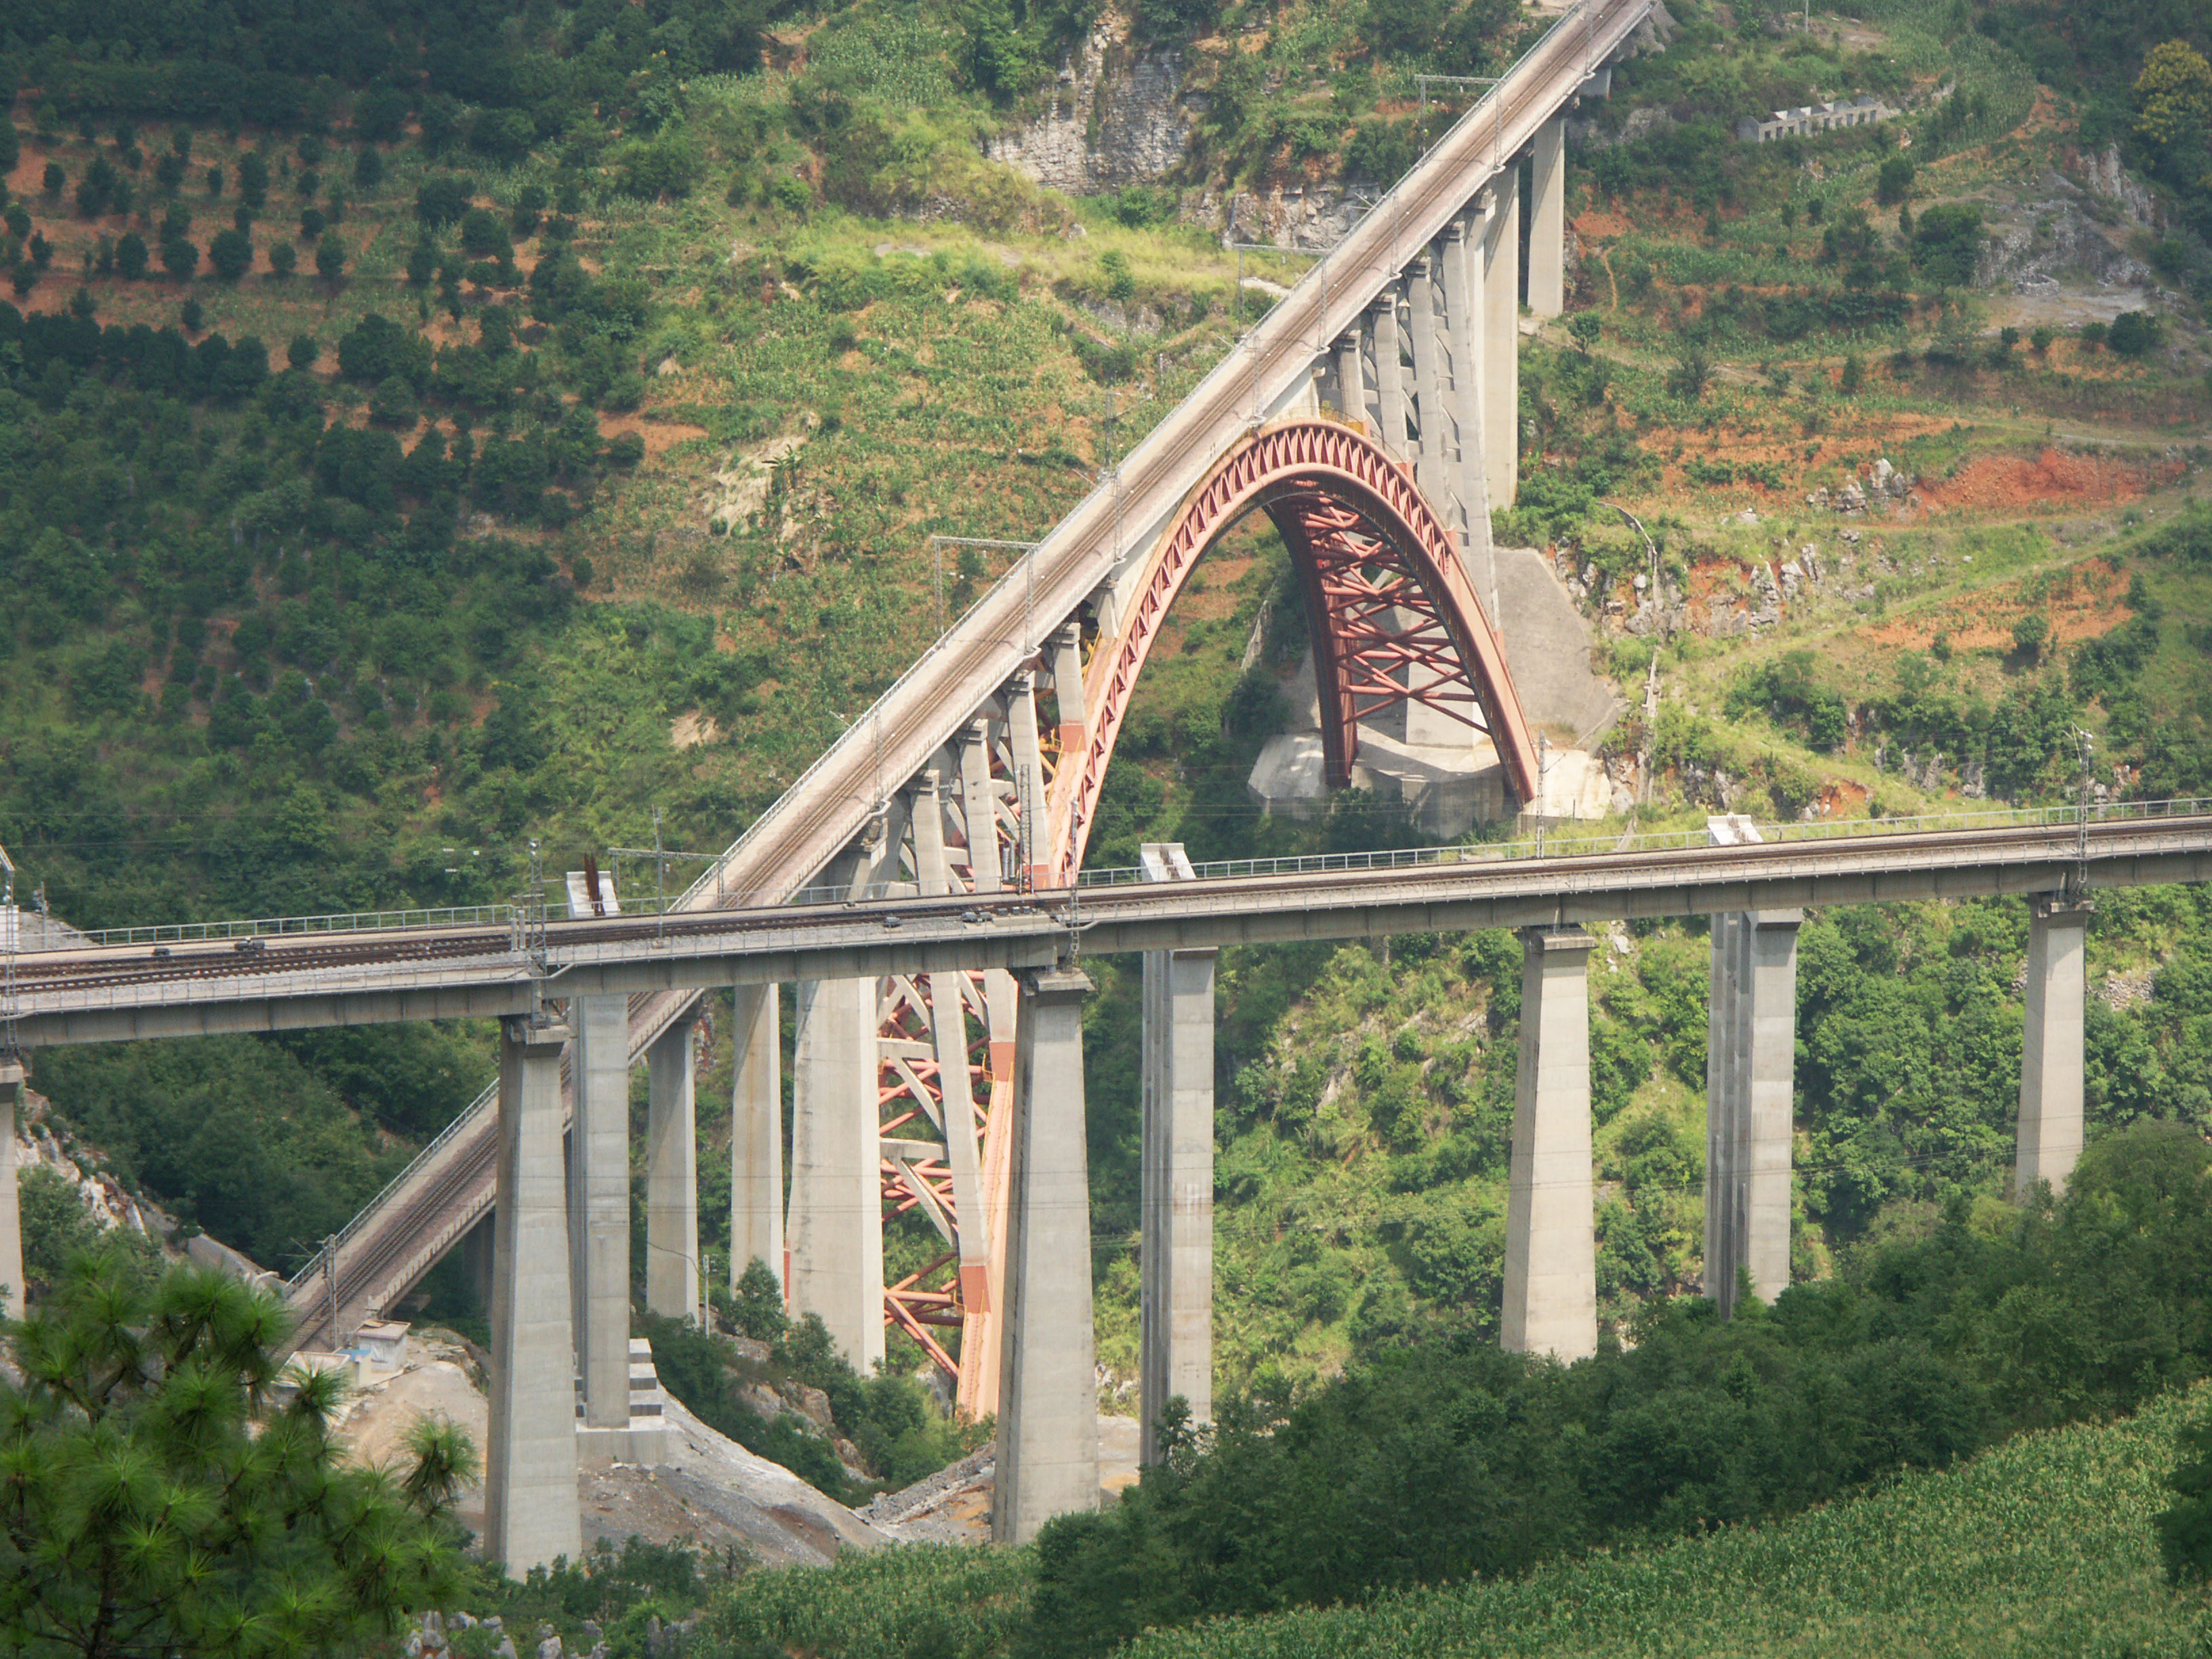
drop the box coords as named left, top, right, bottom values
left=1048, top=417, right=1542, bottom=883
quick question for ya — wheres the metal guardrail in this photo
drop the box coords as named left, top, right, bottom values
left=1072, top=798, right=2212, bottom=888
left=60, top=904, right=517, bottom=951
left=205, top=798, right=2212, bottom=966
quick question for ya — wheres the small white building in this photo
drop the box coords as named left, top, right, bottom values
left=1736, top=95, right=1897, bottom=142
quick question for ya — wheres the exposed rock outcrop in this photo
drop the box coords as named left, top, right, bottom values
left=985, top=13, right=1197, bottom=194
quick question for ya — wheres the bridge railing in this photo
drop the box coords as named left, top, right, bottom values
left=78, top=798, right=2212, bottom=972
left=56, top=904, right=517, bottom=952
left=283, top=1072, right=506, bottom=1303
left=1067, top=796, right=2212, bottom=888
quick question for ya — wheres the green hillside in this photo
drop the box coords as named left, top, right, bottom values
left=698, top=1383, right=2212, bottom=1659
left=1, top=0, right=2209, bottom=1483
left=1120, top=1385, right=2212, bottom=1659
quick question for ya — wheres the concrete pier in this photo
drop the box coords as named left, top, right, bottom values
left=1443, top=211, right=1491, bottom=603
left=568, top=995, right=631, bottom=1429
left=1139, top=845, right=1214, bottom=1465
left=460, top=1210, right=495, bottom=1315
left=2018, top=897, right=2091, bottom=1195
left=485, top=1015, right=583, bottom=1574
left=0, top=1059, right=22, bottom=1321
left=1502, top=928, right=1597, bottom=1360
left=993, top=964, right=1100, bottom=1543
left=1481, top=178, right=1520, bottom=509
left=1373, top=291, right=1407, bottom=454
left=1528, top=118, right=1567, bottom=317
left=730, top=984, right=783, bottom=1288
left=788, top=974, right=885, bottom=1372
left=1704, top=909, right=1801, bottom=1315
left=645, top=1010, right=700, bottom=1322
left=1406, top=255, right=1445, bottom=506
left=1334, top=331, right=1365, bottom=422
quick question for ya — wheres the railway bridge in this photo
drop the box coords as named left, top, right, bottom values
left=8, top=0, right=2198, bottom=1576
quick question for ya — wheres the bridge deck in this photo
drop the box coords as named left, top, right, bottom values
left=14, top=811, right=2209, bottom=1048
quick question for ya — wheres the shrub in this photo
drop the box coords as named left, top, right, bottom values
left=208, top=226, right=252, bottom=281
left=2108, top=310, right=2164, bottom=358
left=236, top=151, right=268, bottom=210
left=459, top=206, right=510, bottom=258
left=114, top=230, right=148, bottom=279
left=416, top=173, right=475, bottom=228
left=267, top=241, right=297, bottom=278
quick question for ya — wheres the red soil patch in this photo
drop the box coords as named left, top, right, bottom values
left=1916, top=449, right=2175, bottom=514
left=1860, top=560, right=2133, bottom=653
left=1574, top=209, right=1631, bottom=240
left=598, top=413, right=710, bottom=455
left=1816, top=779, right=1869, bottom=815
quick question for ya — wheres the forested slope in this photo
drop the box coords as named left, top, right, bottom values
left=0, top=0, right=2206, bottom=1425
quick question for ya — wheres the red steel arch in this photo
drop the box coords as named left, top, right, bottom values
left=1048, top=417, right=1542, bottom=882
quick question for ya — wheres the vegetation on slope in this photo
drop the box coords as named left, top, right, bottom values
left=1114, top=1385, right=2212, bottom=1658
left=694, top=1121, right=2212, bottom=1658
left=1, top=0, right=2208, bottom=1513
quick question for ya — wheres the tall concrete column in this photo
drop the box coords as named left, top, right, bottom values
left=0, top=1057, right=23, bottom=1321
left=1334, top=331, right=1365, bottom=424
left=730, top=983, right=783, bottom=1288
left=460, top=1210, right=495, bottom=1315
left=645, top=1010, right=700, bottom=1322
left=1481, top=179, right=1521, bottom=510
left=1502, top=928, right=1597, bottom=1361
left=958, top=717, right=1002, bottom=895
left=1704, top=909, right=1800, bottom=1315
left=486, top=1015, right=583, bottom=1574
left=1406, top=255, right=1446, bottom=506
left=1006, top=673, right=1050, bottom=890
left=1049, top=625, right=1086, bottom=755
left=2018, top=897, right=2091, bottom=1195
left=567, top=994, right=630, bottom=1429
left=1442, top=211, right=1492, bottom=602
left=1372, top=291, right=1407, bottom=456
left=993, top=964, right=1099, bottom=1543
left=787, top=972, right=884, bottom=1372
left=1528, top=118, right=1568, bottom=318
left=1139, top=845, right=1213, bottom=1465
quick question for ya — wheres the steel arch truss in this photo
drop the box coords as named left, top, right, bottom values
left=1049, top=417, right=1542, bottom=882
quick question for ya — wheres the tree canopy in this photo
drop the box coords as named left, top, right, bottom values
left=0, top=1248, right=472, bottom=1658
